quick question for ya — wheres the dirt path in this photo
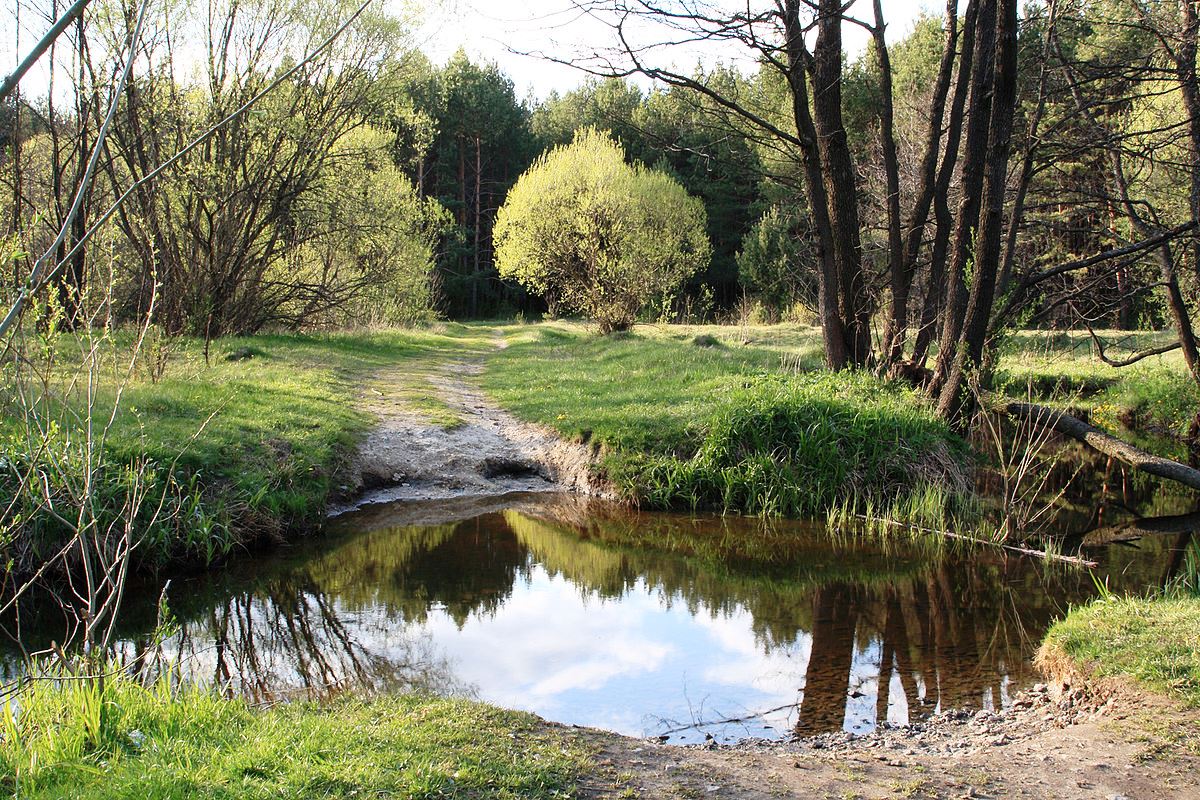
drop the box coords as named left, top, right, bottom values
left=333, top=337, right=607, bottom=514
left=564, top=680, right=1200, bottom=799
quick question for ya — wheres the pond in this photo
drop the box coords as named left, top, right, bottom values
left=6, top=472, right=1193, bottom=744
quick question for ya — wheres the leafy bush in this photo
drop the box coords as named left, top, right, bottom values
left=736, top=205, right=818, bottom=317
left=494, top=128, right=711, bottom=333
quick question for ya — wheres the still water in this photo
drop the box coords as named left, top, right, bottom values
left=15, top=488, right=1187, bottom=744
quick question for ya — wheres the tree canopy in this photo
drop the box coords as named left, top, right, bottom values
left=494, top=128, right=709, bottom=333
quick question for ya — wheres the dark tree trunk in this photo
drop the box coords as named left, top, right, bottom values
left=472, top=135, right=481, bottom=317
left=930, top=0, right=999, bottom=397
left=783, top=0, right=850, bottom=369
left=1179, top=0, right=1200, bottom=289
left=813, top=0, right=871, bottom=366
left=912, top=0, right=980, bottom=369
left=937, top=0, right=1021, bottom=426
left=882, top=0, right=962, bottom=368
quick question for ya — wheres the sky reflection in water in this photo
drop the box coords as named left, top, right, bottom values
left=9, top=493, right=1181, bottom=743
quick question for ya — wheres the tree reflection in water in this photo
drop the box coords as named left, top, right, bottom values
left=1, top=492, right=1185, bottom=740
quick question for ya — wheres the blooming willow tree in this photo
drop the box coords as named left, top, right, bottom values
left=494, top=128, right=710, bottom=333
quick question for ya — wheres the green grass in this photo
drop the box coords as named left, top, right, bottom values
left=5, top=320, right=1195, bottom=568
left=993, top=329, right=1199, bottom=437
left=483, top=321, right=825, bottom=456
left=1040, top=594, right=1200, bottom=708
left=2, top=671, right=586, bottom=799
left=483, top=322, right=966, bottom=516
left=0, top=323, right=498, bottom=570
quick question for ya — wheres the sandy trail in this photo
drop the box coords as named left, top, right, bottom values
left=333, top=341, right=606, bottom=514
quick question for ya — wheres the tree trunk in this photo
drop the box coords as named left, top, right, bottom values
left=472, top=135, right=481, bottom=317
left=1179, top=0, right=1200, bottom=289
left=937, top=0, right=1021, bottom=426
left=813, top=0, right=871, bottom=366
left=930, top=0, right=999, bottom=397
left=882, top=0, right=962, bottom=368
left=783, top=0, right=850, bottom=370
left=913, top=0, right=980, bottom=369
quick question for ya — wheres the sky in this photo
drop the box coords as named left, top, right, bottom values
left=4, top=0, right=942, bottom=103
left=415, top=0, right=944, bottom=101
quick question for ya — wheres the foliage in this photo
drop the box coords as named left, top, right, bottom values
left=2, top=0, right=443, bottom=337
left=0, top=670, right=585, bottom=798
left=418, top=50, right=538, bottom=317
left=736, top=204, right=818, bottom=315
left=494, top=129, right=710, bottom=333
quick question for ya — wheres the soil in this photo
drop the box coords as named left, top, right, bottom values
left=339, top=342, right=1200, bottom=799
left=563, top=679, right=1200, bottom=799
left=331, top=348, right=611, bottom=516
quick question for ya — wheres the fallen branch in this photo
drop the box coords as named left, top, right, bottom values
left=837, top=513, right=1099, bottom=567
left=1004, top=402, right=1200, bottom=491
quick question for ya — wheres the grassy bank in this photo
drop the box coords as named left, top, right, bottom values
left=4, top=321, right=1192, bottom=570
left=0, top=324, right=495, bottom=572
left=1, top=672, right=585, bottom=799
left=1040, top=594, right=1200, bottom=708
left=483, top=322, right=967, bottom=517
left=993, top=329, right=1198, bottom=440
left=1040, top=536, right=1200, bottom=709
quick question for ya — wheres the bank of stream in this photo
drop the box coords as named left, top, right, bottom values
left=4, top=331, right=1199, bottom=799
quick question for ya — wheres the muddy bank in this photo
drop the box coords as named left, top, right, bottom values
left=564, top=679, right=1200, bottom=799
left=333, top=356, right=612, bottom=515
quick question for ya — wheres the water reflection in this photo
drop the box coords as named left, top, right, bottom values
left=0, top=494, right=1182, bottom=742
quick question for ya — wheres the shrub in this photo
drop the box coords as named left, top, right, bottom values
left=736, top=205, right=818, bottom=316
left=494, top=128, right=711, bottom=334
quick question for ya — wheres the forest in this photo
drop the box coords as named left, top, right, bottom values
left=4, top=1, right=1195, bottom=365
left=2, top=0, right=1200, bottom=797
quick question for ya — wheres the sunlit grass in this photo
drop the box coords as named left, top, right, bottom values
left=0, top=323, right=498, bottom=567
left=484, top=323, right=967, bottom=516
left=1040, top=594, right=1200, bottom=708
left=1, top=669, right=586, bottom=799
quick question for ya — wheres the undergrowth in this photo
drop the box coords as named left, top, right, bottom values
left=613, top=372, right=970, bottom=517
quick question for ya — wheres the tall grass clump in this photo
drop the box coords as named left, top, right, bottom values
left=0, top=666, right=243, bottom=796
left=624, top=372, right=970, bottom=518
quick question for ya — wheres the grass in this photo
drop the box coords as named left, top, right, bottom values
left=623, top=372, right=968, bottom=517
left=1039, top=594, right=1200, bottom=708
left=993, top=328, right=1199, bottom=438
left=484, top=322, right=967, bottom=517
left=4, top=319, right=1195, bottom=568
left=1, top=669, right=586, bottom=799
left=483, top=321, right=825, bottom=456
left=1040, top=535, right=1200, bottom=708
left=0, top=323, right=498, bottom=570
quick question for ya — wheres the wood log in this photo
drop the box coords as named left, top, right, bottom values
left=1004, top=401, right=1200, bottom=491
